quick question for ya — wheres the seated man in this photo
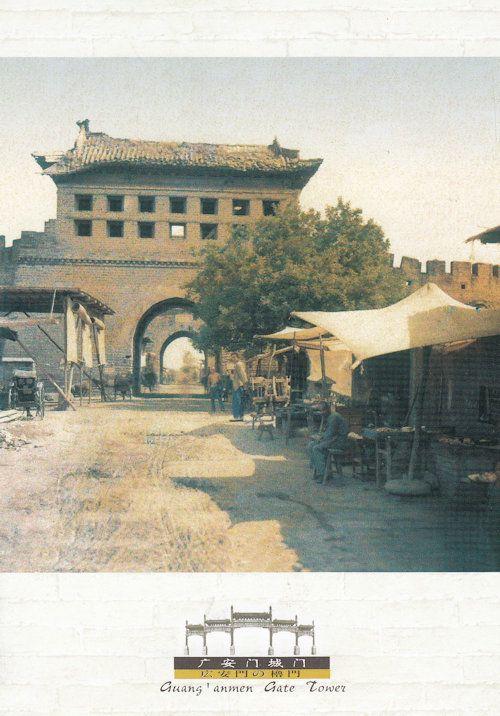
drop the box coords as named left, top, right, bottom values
left=308, top=401, right=349, bottom=480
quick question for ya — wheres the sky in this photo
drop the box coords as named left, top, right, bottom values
left=0, top=58, right=498, bottom=264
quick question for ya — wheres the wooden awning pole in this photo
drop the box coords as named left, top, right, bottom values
left=23, top=312, right=96, bottom=387
left=319, top=335, right=327, bottom=398
left=407, top=345, right=432, bottom=481
left=15, top=337, right=76, bottom=410
left=92, top=323, right=108, bottom=402
left=267, top=344, right=277, bottom=380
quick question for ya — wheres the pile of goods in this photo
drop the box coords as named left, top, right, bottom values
left=438, top=436, right=498, bottom=447
left=0, top=428, right=30, bottom=450
left=467, top=471, right=498, bottom=484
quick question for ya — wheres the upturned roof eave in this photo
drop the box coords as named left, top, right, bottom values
left=41, top=157, right=323, bottom=182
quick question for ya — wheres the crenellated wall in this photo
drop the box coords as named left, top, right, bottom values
left=392, top=254, right=500, bottom=306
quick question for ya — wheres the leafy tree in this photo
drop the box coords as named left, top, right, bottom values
left=186, top=199, right=406, bottom=352
left=176, top=349, right=202, bottom=384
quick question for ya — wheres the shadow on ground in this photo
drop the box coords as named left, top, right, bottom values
left=171, top=417, right=499, bottom=572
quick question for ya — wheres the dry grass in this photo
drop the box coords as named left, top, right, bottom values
left=0, top=404, right=296, bottom=572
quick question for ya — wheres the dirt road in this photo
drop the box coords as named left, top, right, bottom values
left=0, top=397, right=497, bottom=571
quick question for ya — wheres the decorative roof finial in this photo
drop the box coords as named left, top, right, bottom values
left=270, top=137, right=282, bottom=156
left=75, top=119, right=90, bottom=149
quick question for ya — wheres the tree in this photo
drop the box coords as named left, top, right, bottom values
left=186, top=199, right=406, bottom=352
left=178, top=350, right=202, bottom=384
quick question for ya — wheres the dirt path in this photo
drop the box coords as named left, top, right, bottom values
left=0, top=399, right=297, bottom=572
left=1, top=398, right=497, bottom=572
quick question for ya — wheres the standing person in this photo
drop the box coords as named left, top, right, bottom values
left=221, top=371, right=231, bottom=403
left=207, top=366, right=224, bottom=414
left=200, top=365, right=209, bottom=394
left=308, top=401, right=349, bottom=480
left=230, top=354, right=248, bottom=422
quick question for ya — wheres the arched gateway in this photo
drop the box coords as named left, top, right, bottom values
left=159, top=330, right=199, bottom=376
left=132, top=298, right=197, bottom=394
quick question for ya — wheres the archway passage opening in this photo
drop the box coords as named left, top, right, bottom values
left=160, top=333, right=205, bottom=396
left=132, top=297, right=205, bottom=396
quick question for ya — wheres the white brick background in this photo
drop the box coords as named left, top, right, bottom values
left=1, top=573, right=500, bottom=713
left=0, top=0, right=498, bottom=55
left=1, top=1, right=499, bottom=713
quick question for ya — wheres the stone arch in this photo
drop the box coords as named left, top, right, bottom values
left=159, top=329, right=200, bottom=376
left=132, top=297, right=195, bottom=394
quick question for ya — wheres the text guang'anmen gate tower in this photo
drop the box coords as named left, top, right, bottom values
left=0, top=121, right=322, bottom=390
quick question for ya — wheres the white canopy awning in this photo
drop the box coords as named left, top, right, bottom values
left=255, top=325, right=329, bottom=341
left=293, top=283, right=500, bottom=364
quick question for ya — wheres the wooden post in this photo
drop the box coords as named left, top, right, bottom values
left=91, top=323, right=108, bottom=402
left=15, top=337, right=75, bottom=410
left=386, top=437, right=392, bottom=483
left=319, top=335, right=328, bottom=398
left=267, top=344, right=277, bottom=380
left=67, top=363, right=75, bottom=400
left=79, top=365, right=83, bottom=406
left=375, top=436, right=382, bottom=487
left=407, top=346, right=432, bottom=481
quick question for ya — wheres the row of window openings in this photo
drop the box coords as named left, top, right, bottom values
left=75, top=220, right=234, bottom=240
left=75, top=194, right=279, bottom=216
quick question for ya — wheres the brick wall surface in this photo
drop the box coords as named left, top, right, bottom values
left=55, top=170, right=298, bottom=257
left=1, top=3, right=500, bottom=715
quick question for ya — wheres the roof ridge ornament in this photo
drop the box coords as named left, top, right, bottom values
left=75, top=119, right=90, bottom=149
left=270, top=137, right=282, bottom=155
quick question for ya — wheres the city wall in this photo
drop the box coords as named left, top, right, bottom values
left=1, top=225, right=498, bottom=388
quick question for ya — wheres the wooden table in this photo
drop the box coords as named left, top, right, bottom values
left=278, top=402, right=309, bottom=444
left=362, top=428, right=414, bottom=487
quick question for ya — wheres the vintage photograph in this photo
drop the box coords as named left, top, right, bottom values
left=0, top=58, right=498, bottom=572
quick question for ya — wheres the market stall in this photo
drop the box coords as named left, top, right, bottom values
left=292, top=283, right=500, bottom=493
left=253, top=326, right=355, bottom=442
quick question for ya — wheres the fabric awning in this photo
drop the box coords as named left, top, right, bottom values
left=293, top=283, right=500, bottom=364
left=307, top=346, right=353, bottom=395
left=255, top=325, right=329, bottom=341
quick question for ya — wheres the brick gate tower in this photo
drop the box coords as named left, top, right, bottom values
left=0, top=121, right=322, bottom=389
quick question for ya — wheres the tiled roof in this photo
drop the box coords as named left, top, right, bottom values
left=33, top=122, right=322, bottom=180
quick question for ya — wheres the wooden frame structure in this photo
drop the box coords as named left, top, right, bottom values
left=185, top=606, right=316, bottom=656
left=0, top=286, right=114, bottom=409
